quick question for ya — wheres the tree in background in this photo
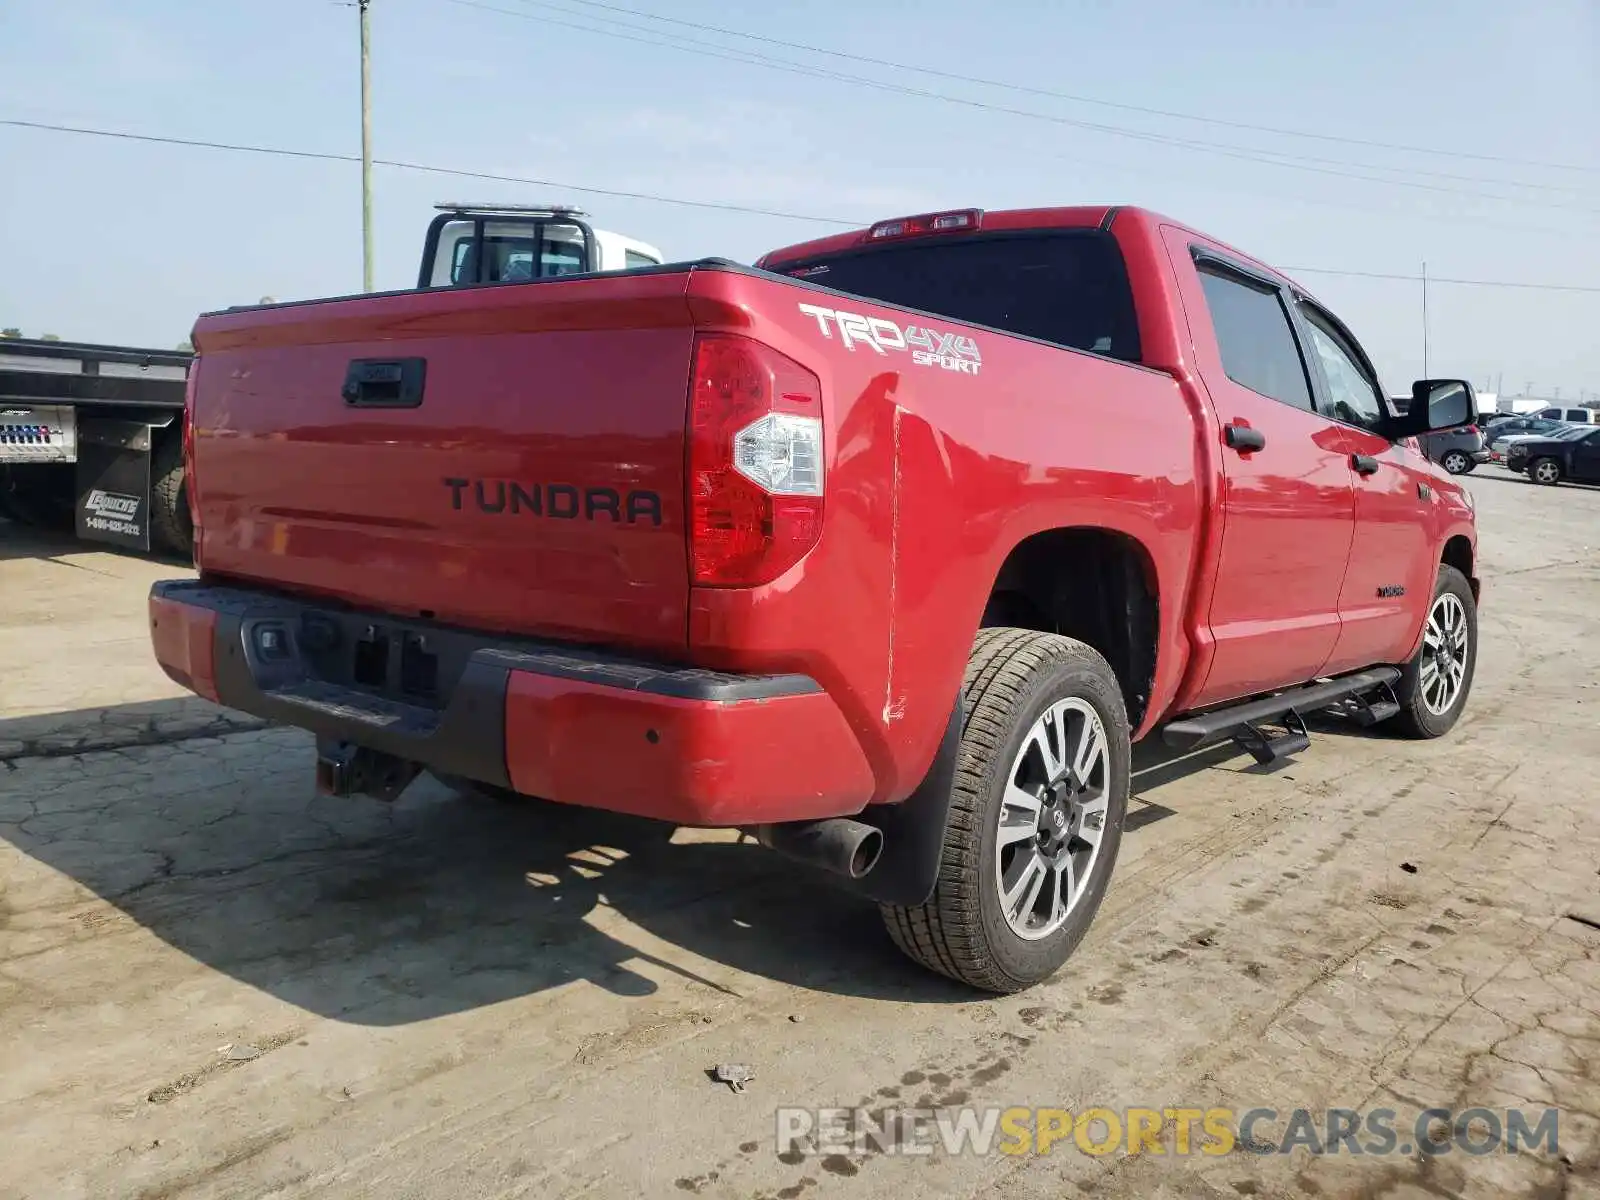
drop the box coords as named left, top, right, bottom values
left=39, top=333, right=60, bottom=341
left=1, top=328, right=20, bottom=338
left=176, top=339, right=194, bottom=353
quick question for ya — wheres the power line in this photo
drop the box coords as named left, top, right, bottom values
left=445, top=0, right=1600, bottom=215
left=0, top=118, right=861, bottom=225
left=544, top=0, right=1600, bottom=179
left=416, top=0, right=1578, bottom=242
left=1285, top=265, right=1600, bottom=293
left=4, top=117, right=1598, bottom=295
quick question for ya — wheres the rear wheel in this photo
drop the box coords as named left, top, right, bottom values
left=1440, top=450, right=1471, bottom=475
left=1385, top=565, right=1477, bottom=739
left=150, top=433, right=192, bottom=555
left=1530, top=457, right=1562, bottom=486
left=880, top=628, right=1129, bottom=993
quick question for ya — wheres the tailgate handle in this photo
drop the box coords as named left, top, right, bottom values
left=342, top=358, right=426, bottom=408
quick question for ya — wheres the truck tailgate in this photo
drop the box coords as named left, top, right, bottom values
left=189, top=274, right=696, bottom=653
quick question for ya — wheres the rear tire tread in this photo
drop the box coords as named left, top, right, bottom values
left=881, top=627, right=1126, bottom=993
left=150, top=434, right=192, bottom=555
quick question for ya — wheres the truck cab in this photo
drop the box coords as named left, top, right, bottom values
left=418, top=203, right=664, bottom=287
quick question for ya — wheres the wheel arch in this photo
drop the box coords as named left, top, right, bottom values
left=978, top=525, right=1161, bottom=731
left=1441, top=532, right=1478, bottom=604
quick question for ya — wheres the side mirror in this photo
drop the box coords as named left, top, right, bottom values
left=1389, top=379, right=1476, bottom=438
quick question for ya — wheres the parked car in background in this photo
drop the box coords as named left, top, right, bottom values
left=1478, top=412, right=1568, bottom=441
left=1391, top=396, right=1486, bottom=474
left=1484, top=417, right=1571, bottom=462
left=1484, top=422, right=1574, bottom=464
left=1418, top=424, right=1488, bottom=474
left=1505, top=425, right=1600, bottom=485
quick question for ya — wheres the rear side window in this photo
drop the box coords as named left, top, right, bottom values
left=624, top=249, right=660, bottom=269
left=1196, top=266, right=1314, bottom=411
left=772, top=232, right=1141, bottom=362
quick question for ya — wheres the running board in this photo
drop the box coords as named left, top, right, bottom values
left=1161, top=668, right=1402, bottom=753
left=1233, top=711, right=1310, bottom=766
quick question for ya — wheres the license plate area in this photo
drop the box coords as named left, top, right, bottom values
left=351, top=625, right=440, bottom=703
left=240, top=606, right=501, bottom=714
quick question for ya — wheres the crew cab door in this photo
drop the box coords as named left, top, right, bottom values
left=1168, top=236, right=1356, bottom=706
left=1292, top=298, right=1437, bottom=674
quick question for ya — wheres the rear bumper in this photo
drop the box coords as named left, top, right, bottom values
left=148, top=580, right=875, bottom=826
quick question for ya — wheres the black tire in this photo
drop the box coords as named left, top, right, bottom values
left=880, top=628, right=1130, bottom=993
left=1440, top=450, right=1471, bottom=475
left=1385, top=564, right=1477, bottom=739
left=150, top=432, right=193, bottom=555
left=1529, top=457, right=1563, bottom=487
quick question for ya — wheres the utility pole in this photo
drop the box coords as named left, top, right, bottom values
left=1420, top=260, right=1429, bottom=378
left=360, top=0, right=374, bottom=292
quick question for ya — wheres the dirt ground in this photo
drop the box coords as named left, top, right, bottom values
left=2, top=470, right=1597, bottom=1200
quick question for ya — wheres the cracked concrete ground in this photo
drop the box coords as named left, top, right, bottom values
left=1, top=471, right=1597, bottom=1200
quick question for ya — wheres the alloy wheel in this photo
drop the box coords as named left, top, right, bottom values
left=1420, top=592, right=1469, bottom=715
left=994, top=698, right=1110, bottom=940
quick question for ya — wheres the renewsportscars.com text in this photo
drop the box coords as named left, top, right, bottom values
left=774, top=1105, right=1560, bottom=1159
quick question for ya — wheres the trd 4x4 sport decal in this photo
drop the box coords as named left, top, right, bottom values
left=796, top=303, right=982, bottom=376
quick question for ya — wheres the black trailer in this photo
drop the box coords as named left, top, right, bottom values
left=0, top=337, right=193, bottom=555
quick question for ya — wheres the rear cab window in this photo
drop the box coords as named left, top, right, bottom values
left=767, top=231, right=1142, bottom=363
left=431, top=219, right=590, bottom=286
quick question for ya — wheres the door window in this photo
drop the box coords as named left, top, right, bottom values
left=1196, top=266, right=1314, bottom=411
left=1298, top=306, right=1386, bottom=431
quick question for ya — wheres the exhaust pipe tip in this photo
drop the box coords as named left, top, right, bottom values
left=845, top=826, right=885, bottom=878
left=755, top=817, right=885, bottom=881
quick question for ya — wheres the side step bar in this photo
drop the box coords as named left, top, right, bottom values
left=1161, top=668, right=1402, bottom=753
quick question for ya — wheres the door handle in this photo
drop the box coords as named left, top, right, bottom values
left=1224, top=423, right=1266, bottom=452
left=1351, top=453, right=1380, bottom=476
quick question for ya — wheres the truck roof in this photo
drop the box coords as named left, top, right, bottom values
left=758, top=205, right=1305, bottom=297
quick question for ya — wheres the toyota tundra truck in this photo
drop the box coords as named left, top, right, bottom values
left=149, top=205, right=1481, bottom=993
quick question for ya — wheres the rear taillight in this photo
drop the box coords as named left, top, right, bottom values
left=688, top=334, right=824, bottom=587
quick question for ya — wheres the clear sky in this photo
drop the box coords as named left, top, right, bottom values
left=2, top=0, right=1596, bottom=398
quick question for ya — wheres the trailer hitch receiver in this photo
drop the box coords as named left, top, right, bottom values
left=315, top=738, right=421, bottom=802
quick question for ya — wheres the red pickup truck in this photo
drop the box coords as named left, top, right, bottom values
left=150, top=205, right=1480, bottom=993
